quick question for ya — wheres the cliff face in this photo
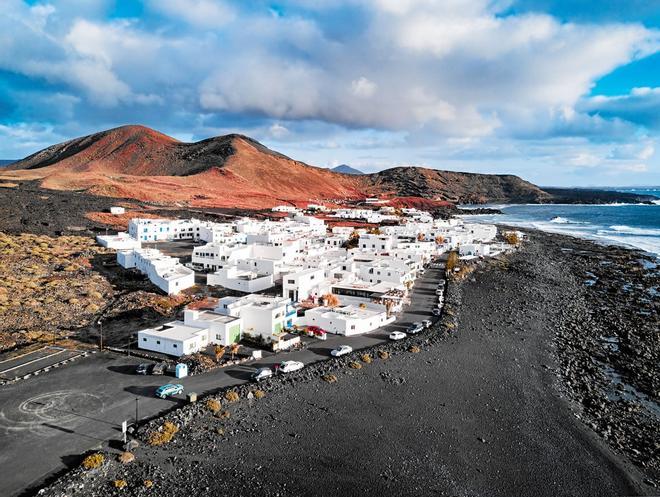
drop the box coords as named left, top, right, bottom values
left=4, top=125, right=552, bottom=208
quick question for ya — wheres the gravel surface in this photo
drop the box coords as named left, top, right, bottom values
left=40, top=231, right=658, bottom=497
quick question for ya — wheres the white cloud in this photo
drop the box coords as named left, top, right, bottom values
left=150, top=0, right=236, bottom=28
left=0, top=0, right=659, bottom=184
left=350, top=77, right=377, bottom=98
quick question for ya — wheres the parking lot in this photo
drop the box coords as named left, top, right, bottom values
left=0, top=267, right=444, bottom=497
left=0, top=346, right=87, bottom=382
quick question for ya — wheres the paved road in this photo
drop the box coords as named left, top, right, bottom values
left=0, top=268, right=444, bottom=497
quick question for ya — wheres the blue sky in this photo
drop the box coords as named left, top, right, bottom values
left=1, top=0, right=659, bottom=186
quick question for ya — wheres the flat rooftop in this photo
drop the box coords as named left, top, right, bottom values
left=140, top=321, right=206, bottom=341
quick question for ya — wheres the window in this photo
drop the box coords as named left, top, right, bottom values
left=173, top=344, right=177, bottom=348
left=142, top=337, right=147, bottom=342
left=156, top=340, right=160, bottom=344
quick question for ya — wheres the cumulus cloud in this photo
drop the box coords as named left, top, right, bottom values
left=0, top=0, right=658, bottom=184
left=149, top=0, right=236, bottom=28
left=580, top=87, right=660, bottom=130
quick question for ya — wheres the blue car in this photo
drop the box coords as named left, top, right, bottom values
left=155, top=383, right=184, bottom=399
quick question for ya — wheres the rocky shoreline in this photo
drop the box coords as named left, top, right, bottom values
left=39, top=231, right=657, bottom=497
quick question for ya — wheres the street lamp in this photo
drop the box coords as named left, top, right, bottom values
left=97, top=320, right=103, bottom=351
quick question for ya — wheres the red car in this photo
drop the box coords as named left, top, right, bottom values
left=306, top=326, right=327, bottom=337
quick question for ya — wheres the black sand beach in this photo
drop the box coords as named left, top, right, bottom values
left=40, top=230, right=659, bottom=497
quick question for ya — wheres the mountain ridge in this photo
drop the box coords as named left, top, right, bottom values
left=1, top=125, right=556, bottom=208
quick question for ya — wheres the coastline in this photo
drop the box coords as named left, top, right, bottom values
left=39, top=229, right=658, bottom=496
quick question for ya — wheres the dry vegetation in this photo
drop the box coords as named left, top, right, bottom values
left=408, top=345, right=421, bottom=353
left=147, top=421, right=179, bottom=446
left=113, top=479, right=127, bottom=489
left=205, top=399, right=222, bottom=414
left=0, top=233, right=112, bottom=349
left=377, top=350, right=390, bottom=360
left=81, top=453, right=105, bottom=470
left=348, top=361, right=362, bottom=369
left=224, top=390, right=240, bottom=403
left=321, top=374, right=338, bottom=383
left=252, top=389, right=266, bottom=399
left=0, top=231, right=191, bottom=351
left=118, top=452, right=135, bottom=464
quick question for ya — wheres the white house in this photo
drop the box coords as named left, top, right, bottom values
left=138, top=321, right=210, bottom=357
left=128, top=218, right=206, bottom=242
left=358, top=234, right=394, bottom=252
left=96, top=232, right=141, bottom=251
left=459, top=243, right=491, bottom=258
left=182, top=308, right=243, bottom=346
left=282, top=267, right=328, bottom=302
left=303, top=304, right=394, bottom=336
left=216, top=294, right=295, bottom=342
left=272, top=205, right=299, bottom=213
left=109, top=206, right=125, bottom=215
left=117, top=248, right=195, bottom=295
left=207, top=266, right=274, bottom=293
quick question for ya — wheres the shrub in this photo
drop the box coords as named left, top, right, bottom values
left=118, top=451, right=135, bottom=464
left=82, top=453, right=105, bottom=470
left=503, top=231, right=520, bottom=245
left=377, top=350, right=390, bottom=360
left=253, top=389, right=266, bottom=399
left=216, top=410, right=231, bottom=419
left=147, top=421, right=179, bottom=446
left=206, top=399, right=222, bottom=414
left=321, top=374, right=337, bottom=383
left=445, top=251, right=459, bottom=272
left=360, top=354, right=373, bottom=364
left=348, top=361, right=362, bottom=369
left=144, top=480, right=154, bottom=489
left=224, top=390, right=239, bottom=403
left=408, top=345, right=421, bottom=353
left=216, top=427, right=225, bottom=436
left=113, top=479, right=127, bottom=489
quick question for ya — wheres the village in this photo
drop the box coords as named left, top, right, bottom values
left=96, top=203, right=514, bottom=361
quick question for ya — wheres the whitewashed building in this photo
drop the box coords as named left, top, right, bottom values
left=303, top=304, right=394, bottom=336
left=117, top=248, right=195, bottom=295
left=216, top=294, right=295, bottom=342
left=96, top=232, right=141, bottom=251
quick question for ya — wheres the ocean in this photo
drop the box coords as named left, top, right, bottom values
left=460, top=188, right=660, bottom=257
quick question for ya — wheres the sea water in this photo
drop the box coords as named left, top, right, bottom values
left=460, top=188, right=660, bottom=256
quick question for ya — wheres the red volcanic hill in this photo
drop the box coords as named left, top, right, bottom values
left=3, top=125, right=550, bottom=208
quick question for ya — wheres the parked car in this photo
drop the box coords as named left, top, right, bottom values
left=435, top=289, right=444, bottom=296
left=306, top=325, right=327, bottom=336
left=389, top=331, right=407, bottom=341
left=407, top=322, right=424, bottom=334
left=422, top=319, right=432, bottom=328
left=278, top=360, right=304, bottom=373
left=151, top=362, right=167, bottom=375
left=432, top=308, right=442, bottom=316
left=155, top=383, right=183, bottom=399
left=250, top=367, right=273, bottom=382
left=330, top=345, right=353, bottom=357
left=135, top=363, right=151, bottom=375
left=438, top=296, right=444, bottom=302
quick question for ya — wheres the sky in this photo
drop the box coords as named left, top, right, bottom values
left=1, top=0, right=659, bottom=186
